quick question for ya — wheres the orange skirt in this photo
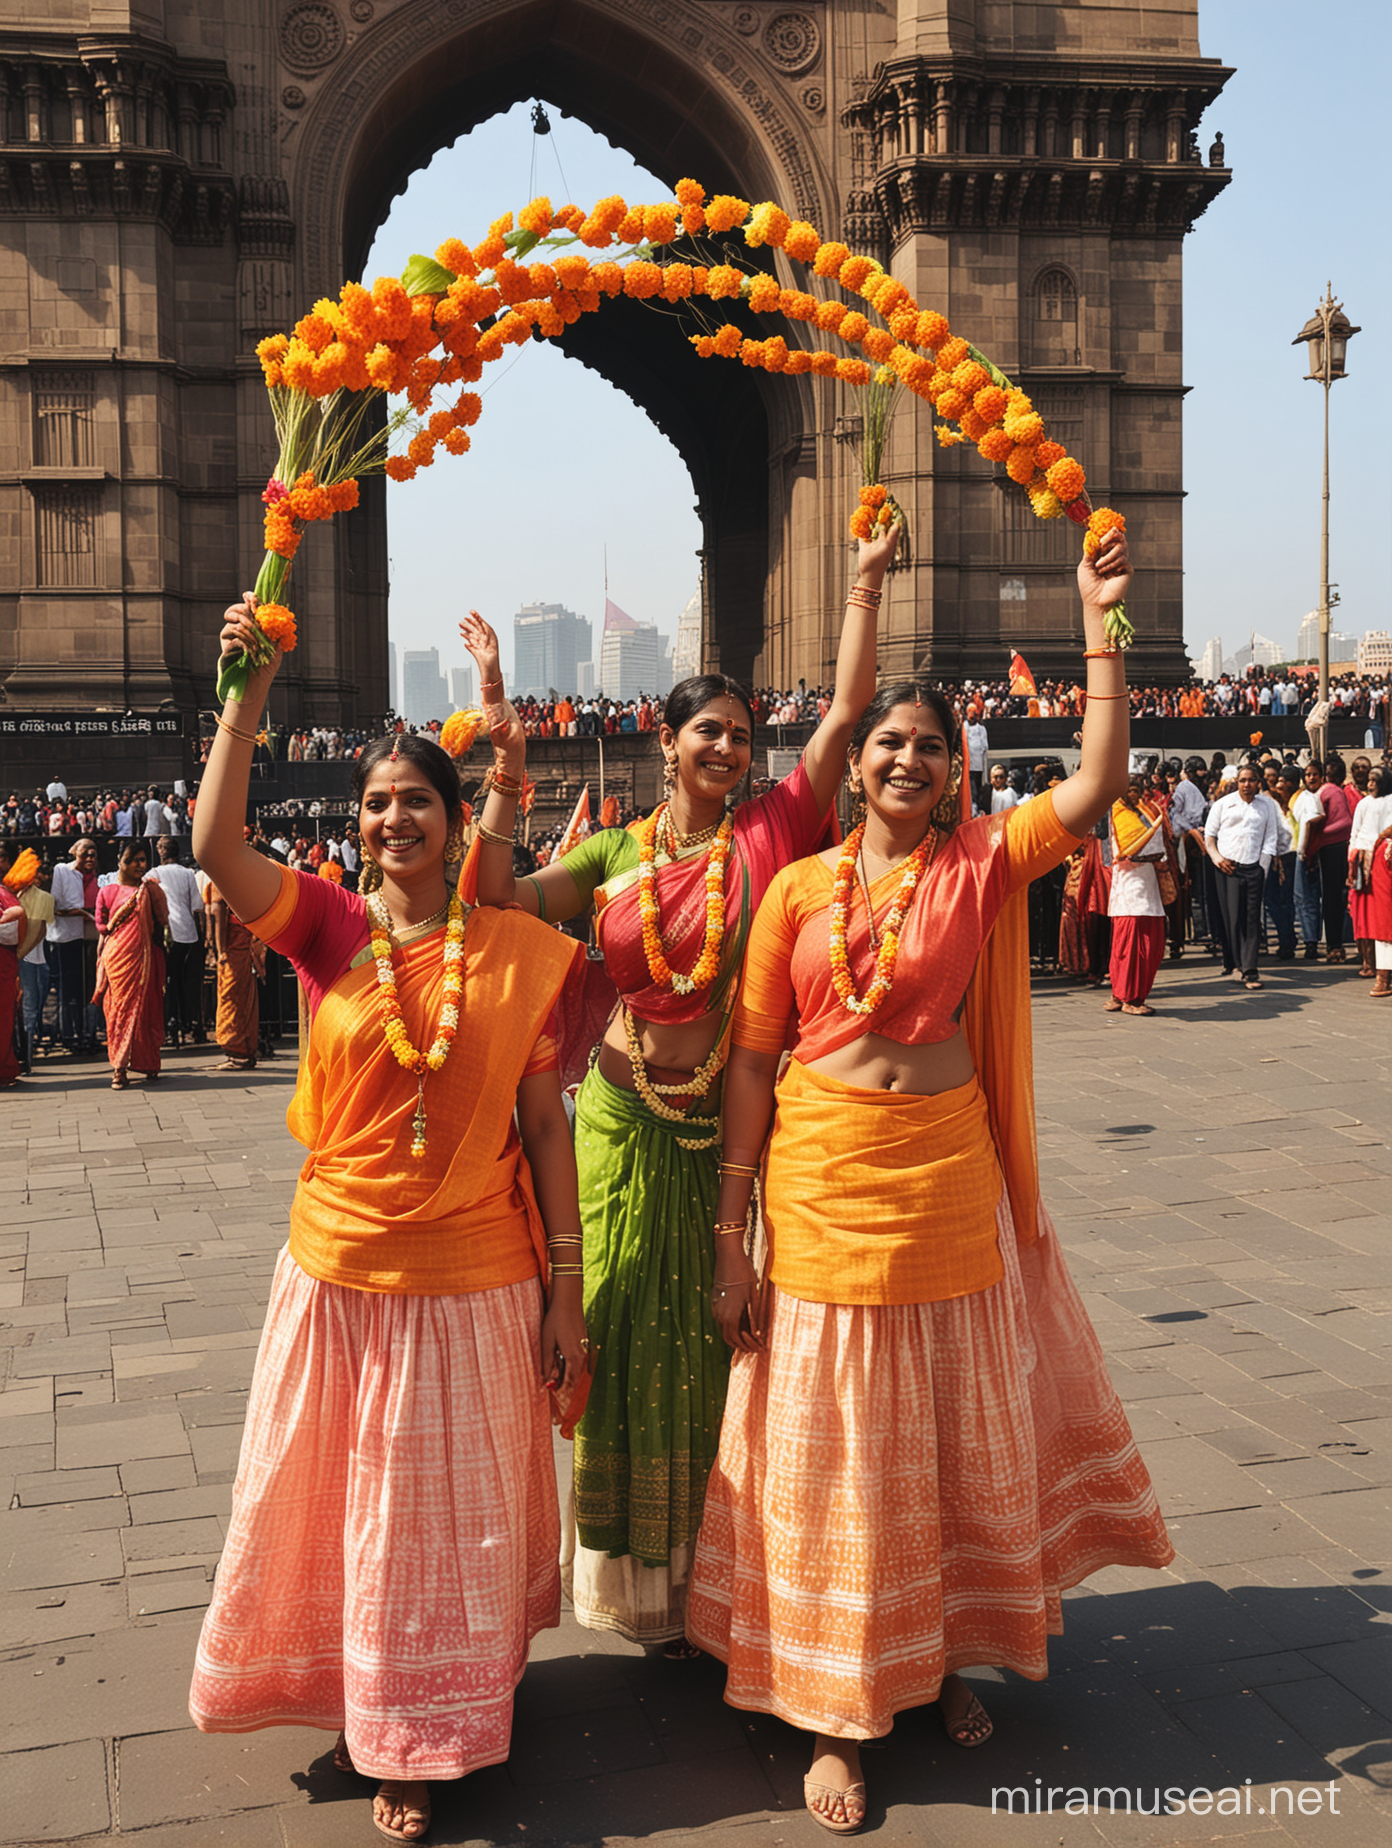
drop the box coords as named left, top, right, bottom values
left=686, top=1201, right=1173, bottom=1739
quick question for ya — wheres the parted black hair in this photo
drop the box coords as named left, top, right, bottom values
left=848, top=681, right=960, bottom=760
left=662, top=674, right=756, bottom=737
left=351, top=733, right=462, bottom=824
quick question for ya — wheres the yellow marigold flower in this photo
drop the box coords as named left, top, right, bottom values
left=951, top=360, right=989, bottom=395
left=643, top=203, right=679, bottom=244
left=779, top=289, right=819, bottom=321
left=973, top=385, right=1008, bottom=425
left=978, top=428, right=1014, bottom=463
left=1028, top=487, right=1065, bottom=519
left=1006, top=444, right=1039, bottom=484
left=836, top=357, right=872, bottom=385
left=518, top=196, right=553, bottom=237
left=747, top=273, right=780, bottom=313
left=440, top=708, right=483, bottom=758
left=1006, top=388, right=1033, bottom=415
left=876, top=364, right=896, bottom=385
left=813, top=241, right=851, bottom=277
left=915, top=310, right=950, bottom=350
left=1004, top=409, right=1045, bottom=445
left=1083, top=530, right=1101, bottom=557
left=706, top=264, right=743, bottom=300
left=838, top=254, right=881, bottom=292
left=862, top=328, right=895, bottom=363
left=783, top=220, right=821, bottom=263
left=814, top=299, right=848, bottom=333
left=838, top=311, right=870, bottom=345
left=434, top=238, right=474, bottom=277
left=810, top=350, right=838, bottom=376
left=936, top=336, right=970, bottom=371
left=662, top=264, right=694, bottom=301
left=1045, top=457, right=1086, bottom=504
left=935, top=426, right=968, bottom=447
left=705, top=194, right=750, bottom=233
left=712, top=323, right=743, bottom=358
left=745, top=202, right=791, bottom=249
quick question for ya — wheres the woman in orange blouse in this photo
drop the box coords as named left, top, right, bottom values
left=187, top=595, right=588, bottom=1845
left=686, top=530, right=1173, bottom=1835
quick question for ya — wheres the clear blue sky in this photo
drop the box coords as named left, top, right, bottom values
left=364, top=1, right=1390, bottom=689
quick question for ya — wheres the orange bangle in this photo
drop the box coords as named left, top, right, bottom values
left=1084, top=690, right=1129, bottom=700
left=1083, top=646, right=1120, bottom=659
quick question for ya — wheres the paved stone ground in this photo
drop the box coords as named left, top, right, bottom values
left=2, top=956, right=1390, bottom=1848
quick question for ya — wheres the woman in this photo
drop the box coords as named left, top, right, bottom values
left=1057, top=829, right=1110, bottom=983
left=205, top=877, right=261, bottom=1071
left=1351, top=765, right=1392, bottom=997
left=93, top=842, right=168, bottom=1088
left=462, top=527, right=898, bottom=1652
left=1105, top=778, right=1168, bottom=1016
left=686, top=529, right=1172, bottom=1835
left=0, top=847, right=22, bottom=1088
left=1306, top=754, right=1355, bottom=961
left=188, top=595, right=589, bottom=1845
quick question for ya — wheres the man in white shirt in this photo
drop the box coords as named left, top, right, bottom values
left=48, top=838, right=100, bottom=1051
left=338, top=828, right=360, bottom=891
left=1205, top=764, right=1279, bottom=987
left=965, top=717, right=989, bottom=812
left=151, top=838, right=205, bottom=1045
left=987, top=764, right=1018, bottom=814
left=1263, top=765, right=1300, bottom=961
left=142, top=786, right=166, bottom=837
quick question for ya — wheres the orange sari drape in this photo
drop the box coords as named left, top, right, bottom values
left=94, top=884, right=165, bottom=1075
left=208, top=888, right=259, bottom=1063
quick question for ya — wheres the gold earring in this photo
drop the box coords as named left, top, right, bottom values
left=445, top=818, right=465, bottom=870
left=931, top=751, right=964, bottom=832
left=360, top=850, right=383, bottom=893
left=663, top=755, right=676, bottom=794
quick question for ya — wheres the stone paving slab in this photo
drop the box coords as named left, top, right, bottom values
left=1, top=959, right=1390, bottom=1846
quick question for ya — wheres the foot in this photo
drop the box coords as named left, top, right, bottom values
left=1371, top=975, right=1392, bottom=998
left=211, top=1058, right=256, bottom=1071
left=111, top=1070, right=128, bottom=1089
left=373, top=1780, right=430, bottom=1842
left=1121, top=1002, right=1156, bottom=1016
left=662, top=1637, right=702, bottom=1660
left=1243, top=979, right=1263, bottom=991
left=333, top=1731, right=356, bottom=1775
left=1103, top=997, right=1123, bottom=1012
left=805, top=1738, right=866, bottom=1836
left=939, top=1674, right=994, bottom=1747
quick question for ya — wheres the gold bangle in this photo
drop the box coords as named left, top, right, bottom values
left=719, top=1161, right=759, bottom=1175
left=1084, top=689, right=1129, bottom=700
left=476, top=822, right=514, bottom=848
left=713, top=1220, right=748, bottom=1234
left=481, top=677, right=504, bottom=693
left=848, top=584, right=883, bottom=603
left=550, top=1263, right=584, bottom=1276
left=217, top=715, right=258, bottom=744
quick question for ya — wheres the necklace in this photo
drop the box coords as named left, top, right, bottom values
left=663, top=808, right=722, bottom=854
left=637, top=801, right=734, bottom=996
left=366, top=890, right=467, bottom=1157
left=622, top=1007, right=725, bottom=1151
left=828, top=823, right=937, bottom=1016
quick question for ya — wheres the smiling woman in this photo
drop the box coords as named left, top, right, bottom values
left=188, top=595, right=592, bottom=1843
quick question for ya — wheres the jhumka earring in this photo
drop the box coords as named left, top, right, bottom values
left=931, top=751, right=964, bottom=832
left=360, top=850, right=384, bottom=894
left=663, top=755, right=677, bottom=795
left=444, top=817, right=466, bottom=878
left=847, top=772, right=868, bottom=828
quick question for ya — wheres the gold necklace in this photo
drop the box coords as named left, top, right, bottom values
left=663, top=809, right=722, bottom=853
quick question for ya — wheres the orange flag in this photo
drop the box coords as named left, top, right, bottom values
left=557, top=785, right=591, bottom=857
left=1008, top=651, right=1037, bottom=698
left=598, top=795, right=619, bottom=829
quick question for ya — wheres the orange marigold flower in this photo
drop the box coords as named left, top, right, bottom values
left=576, top=287, right=601, bottom=313
left=384, top=456, right=416, bottom=482
left=675, top=178, right=705, bottom=206
left=493, top=259, right=532, bottom=305
left=936, top=336, right=970, bottom=370
left=643, top=203, right=679, bottom=244
left=255, top=603, right=297, bottom=651
left=554, top=204, right=586, bottom=232
left=371, top=276, right=413, bottom=339
left=1006, top=444, right=1039, bottom=484
left=951, top=360, right=989, bottom=395
left=960, top=408, right=990, bottom=441
left=691, top=334, right=716, bottom=358
left=838, top=311, right=870, bottom=345
left=739, top=339, right=762, bottom=368
left=935, top=387, right=969, bottom=421
left=616, top=206, right=646, bottom=243
left=589, top=261, right=625, bottom=296
left=865, top=276, right=911, bottom=317
left=978, top=427, right=1014, bottom=463
left=862, top=327, right=895, bottom=363
left=888, top=306, right=921, bottom=342
left=784, top=349, right=813, bottom=374
left=761, top=336, right=790, bottom=373
left=680, top=204, right=705, bottom=236
left=439, top=709, right=483, bottom=758
left=706, top=264, right=743, bottom=301
left=326, top=479, right=359, bottom=512
left=406, top=433, right=435, bottom=468
left=1045, top=457, right=1086, bottom=503
left=472, top=234, right=507, bottom=269
left=534, top=301, right=564, bottom=337
left=915, top=310, right=951, bottom=350
left=442, top=427, right=470, bottom=456
left=518, top=196, right=553, bottom=237
left=811, top=300, right=846, bottom=334
left=860, top=484, right=888, bottom=508
left=850, top=506, right=875, bottom=540
left=1035, top=439, right=1066, bottom=468
left=973, top=385, right=1009, bottom=424
left=622, top=261, right=663, bottom=300
left=783, top=220, right=821, bottom=263
left=836, top=357, right=871, bottom=386
left=1088, top=506, right=1125, bottom=539
left=1004, top=408, right=1044, bottom=445
left=836, top=255, right=880, bottom=293
left=779, top=289, right=819, bottom=321
left=578, top=195, right=628, bottom=246
left=365, top=344, right=400, bottom=390
left=526, top=262, right=558, bottom=294
left=340, top=281, right=377, bottom=327
left=312, top=350, right=347, bottom=395
left=427, top=410, right=456, bottom=440
left=256, top=333, right=289, bottom=365
left=747, top=273, right=780, bottom=313
left=812, top=241, right=851, bottom=278
left=553, top=254, right=590, bottom=290
left=435, top=237, right=475, bottom=276
left=1005, top=388, right=1033, bottom=414
left=294, top=311, right=334, bottom=353
left=704, top=194, right=751, bottom=233
left=893, top=349, right=935, bottom=389
left=745, top=202, right=790, bottom=249
left=810, top=349, right=838, bottom=376
left=712, top=323, right=743, bottom=358
left=263, top=516, right=300, bottom=560
left=662, top=264, right=694, bottom=301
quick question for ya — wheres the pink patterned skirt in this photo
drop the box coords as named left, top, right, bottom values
left=686, top=1204, right=1173, bottom=1740
left=190, top=1250, right=560, bottom=1780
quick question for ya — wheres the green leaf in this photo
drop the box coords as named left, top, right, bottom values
left=502, top=228, right=542, bottom=261
left=216, top=652, right=252, bottom=706
left=401, top=254, right=456, bottom=298
left=967, top=343, right=1014, bottom=393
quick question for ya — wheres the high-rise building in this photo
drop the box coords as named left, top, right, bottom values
left=1195, top=637, right=1223, bottom=682
left=1296, top=611, right=1319, bottom=660
left=402, top=648, right=449, bottom=726
left=672, top=592, right=702, bottom=684
left=449, top=665, right=475, bottom=711
left=513, top=603, right=593, bottom=698
left=1357, top=631, right=1392, bottom=676
left=599, top=599, right=663, bottom=703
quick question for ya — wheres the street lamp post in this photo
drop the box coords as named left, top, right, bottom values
left=1292, top=286, right=1359, bottom=756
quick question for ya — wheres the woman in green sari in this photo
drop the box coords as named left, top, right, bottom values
left=461, top=535, right=895, bottom=1647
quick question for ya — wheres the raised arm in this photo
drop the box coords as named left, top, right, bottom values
left=190, top=595, right=283, bottom=924
left=459, top=611, right=586, bottom=921
left=801, top=523, right=901, bottom=813
left=1049, top=527, right=1134, bottom=839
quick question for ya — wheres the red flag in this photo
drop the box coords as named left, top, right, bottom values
left=557, top=785, right=591, bottom=857
left=520, top=771, right=536, bottom=816
left=1008, top=651, right=1037, bottom=698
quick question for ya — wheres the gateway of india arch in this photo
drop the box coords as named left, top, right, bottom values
left=0, top=1, right=1230, bottom=730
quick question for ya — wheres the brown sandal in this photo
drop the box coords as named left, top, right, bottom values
left=804, top=1777, right=868, bottom=1836
left=941, top=1684, right=994, bottom=1748
left=333, top=1732, right=356, bottom=1775
left=373, top=1780, right=430, bottom=1842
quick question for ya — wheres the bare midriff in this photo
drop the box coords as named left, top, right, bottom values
left=804, top=1025, right=977, bottom=1098
left=596, top=1007, right=727, bottom=1098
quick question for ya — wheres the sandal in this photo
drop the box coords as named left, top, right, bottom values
left=662, top=1637, right=703, bottom=1661
left=1121, top=1003, right=1156, bottom=1016
left=110, top=1071, right=128, bottom=1090
left=211, top=1058, right=256, bottom=1072
left=940, top=1678, right=994, bottom=1748
left=1244, top=979, right=1264, bottom=991
left=333, top=1732, right=356, bottom=1775
left=373, top=1780, right=430, bottom=1842
left=1103, top=998, right=1123, bottom=1012
left=804, top=1776, right=868, bottom=1836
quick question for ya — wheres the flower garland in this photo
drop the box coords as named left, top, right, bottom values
left=637, top=802, right=733, bottom=997
left=828, top=825, right=937, bottom=1016
left=366, top=890, right=467, bottom=1157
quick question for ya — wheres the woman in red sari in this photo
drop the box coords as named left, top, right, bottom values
left=94, top=842, right=168, bottom=1088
